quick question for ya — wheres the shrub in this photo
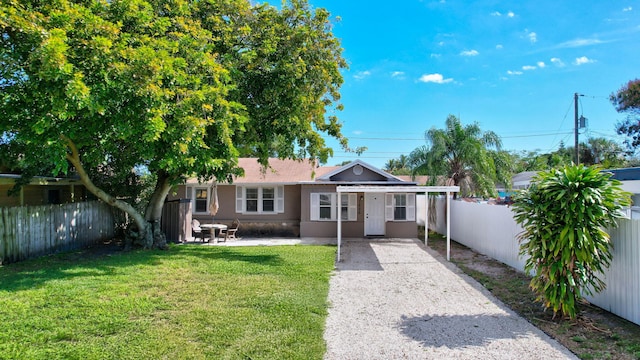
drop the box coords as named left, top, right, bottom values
left=512, top=165, right=631, bottom=318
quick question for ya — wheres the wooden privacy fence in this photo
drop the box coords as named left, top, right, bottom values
left=0, top=201, right=116, bottom=264
left=431, top=198, right=640, bottom=326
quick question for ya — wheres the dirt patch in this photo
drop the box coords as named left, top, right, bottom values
left=427, top=234, right=640, bottom=360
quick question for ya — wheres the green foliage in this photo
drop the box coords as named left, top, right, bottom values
left=510, top=137, right=628, bottom=174
left=612, top=79, right=640, bottom=149
left=384, top=155, right=411, bottom=175
left=0, top=0, right=347, bottom=245
left=512, top=165, right=631, bottom=318
left=409, top=114, right=512, bottom=197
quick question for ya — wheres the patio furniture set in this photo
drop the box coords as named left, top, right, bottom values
left=192, top=219, right=239, bottom=243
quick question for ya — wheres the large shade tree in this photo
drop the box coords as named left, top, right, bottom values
left=611, top=78, right=640, bottom=149
left=0, top=0, right=348, bottom=248
left=409, top=114, right=512, bottom=197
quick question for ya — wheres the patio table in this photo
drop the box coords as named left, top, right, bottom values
left=200, top=224, right=227, bottom=242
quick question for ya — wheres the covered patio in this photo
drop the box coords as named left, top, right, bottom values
left=336, top=185, right=460, bottom=262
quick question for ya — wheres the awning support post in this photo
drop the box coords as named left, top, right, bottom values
left=337, top=190, right=342, bottom=262
left=446, top=191, right=451, bottom=261
left=424, top=192, right=428, bottom=245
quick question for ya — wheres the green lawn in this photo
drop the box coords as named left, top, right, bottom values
left=0, top=244, right=336, bottom=360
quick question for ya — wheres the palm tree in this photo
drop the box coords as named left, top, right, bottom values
left=384, top=155, right=411, bottom=175
left=409, top=114, right=511, bottom=198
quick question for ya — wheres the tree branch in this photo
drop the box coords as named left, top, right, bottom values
left=61, top=135, right=147, bottom=232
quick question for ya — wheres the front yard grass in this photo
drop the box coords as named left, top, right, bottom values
left=0, top=243, right=336, bottom=360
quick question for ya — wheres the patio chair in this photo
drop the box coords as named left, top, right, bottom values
left=218, top=219, right=239, bottom=242
left=192, top=219, right=207, bottom=242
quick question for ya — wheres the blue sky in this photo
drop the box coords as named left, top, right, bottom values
left=299, top=0, right=640, bottom=168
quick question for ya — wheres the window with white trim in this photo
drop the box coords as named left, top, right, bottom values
left=340, top=194, right=357, bottom=221
left=394, top=194, right=407, bottom=220
left=310, top=193, right=357, bottom=221
left=245, top=188, right=259, bottom=212
left=319, top=193, right=334, bottom=220
left=235, top=186, right=284, bottom=214
left=385, top=193, right=415, bottom=221
left=194, top=188, right=208, bottom=213
left=262, top=187, right=275, bottom=212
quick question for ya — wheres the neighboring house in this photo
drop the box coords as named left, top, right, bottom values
left=606, top=167, right=640, bottom=202
left=511, top=171, right=537, bottom=190
left=0, top=174, right=88, bottom=207
left=170, top=158, right=458, bottom=239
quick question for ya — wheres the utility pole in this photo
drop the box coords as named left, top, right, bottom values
left=574, top=93, right=583, bottom=164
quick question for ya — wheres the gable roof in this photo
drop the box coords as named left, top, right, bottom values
left=186, top=158, right=416, bottom=185
left=234, top=158, right=322, bottom=184
left=315, top=159, right=409, bottom=184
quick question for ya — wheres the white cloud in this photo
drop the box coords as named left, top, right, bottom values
left=390, top=71, right=405, bottom=79
left=556, top=38, right=603, bottom=48
left=574, top=56, right=596, bottom=65
left=522, top=65, right=536, bottom=71
left=550, top=57, right=565, bottom=67
left=430, top=53, right=442, bottom=58
left=537, top=61, right=546, bottom=68
left=438, top=41, right=445, bottom=46
left=492, top=10, right=514, bottom=17
left=353, top=130, right=363, bottom=135
left=623, top=6, right=632, bottom=11
left=460, top=49, right=479, bottom=56
left=354, top=71, right=371, bottom=80
left=418, top=73, right=454, bottom=84
left=528, top=31, right=538, bottom=43
left=507, top=70, right=523, bottom=75
left=496, top=44, right=503, bottom=49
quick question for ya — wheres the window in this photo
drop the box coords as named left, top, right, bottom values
left=235, top=186, right=284, bottom=214
left=385, top=193, right=415, bottom=222
left=245, top=188, right=258, bottom=212
left=310, top=193, right=357, bottom=221
left=340, top=194, right=357, bottom=221
left=262, top=187, right=275, bottom=212
left=195, top=188, right=208, bottom=213
left=319, top=194, right=333, bottom=220
left=394, top=194, right=407, bottom=220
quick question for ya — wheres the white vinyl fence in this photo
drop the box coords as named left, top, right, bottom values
left=430, top=198, right=640, bottom=326
left=0, top=201, right=115, bottom=264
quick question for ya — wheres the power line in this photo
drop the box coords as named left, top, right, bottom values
left=346, top=131, right=574, bottom=142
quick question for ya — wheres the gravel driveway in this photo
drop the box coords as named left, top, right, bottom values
left=323, top=238, right=578, bottom=360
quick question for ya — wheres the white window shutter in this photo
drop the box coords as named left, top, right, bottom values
left=330, top=193, right=337, bottom=220
left=276, top=186, right=285, bottom=213
left=407, top=193, right=416, bottom=221
left=310, top=193, right=319, bottom=221
left=385, top=193, right=394, bottom=221
left=348, top=194, right=357, bottom=221
left=236, top=186, right=244, bottom=213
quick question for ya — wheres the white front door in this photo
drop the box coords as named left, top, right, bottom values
left=365, top=193, right=385, bottom=236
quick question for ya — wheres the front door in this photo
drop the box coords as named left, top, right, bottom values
left=365, top=193, right=385, bottom=236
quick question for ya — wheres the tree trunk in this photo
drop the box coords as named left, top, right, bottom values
left=62, top=136, right=159, bottom=249
left=143, top=170, right=173, bottom=249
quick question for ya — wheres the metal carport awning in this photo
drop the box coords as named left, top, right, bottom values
left=336, top=185, right=460, bottom=262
